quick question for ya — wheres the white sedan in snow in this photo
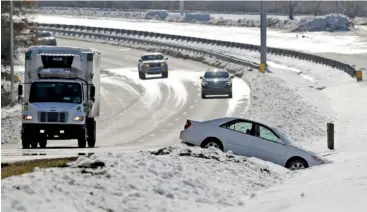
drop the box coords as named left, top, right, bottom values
left=180, top=117, right=327, bottom=170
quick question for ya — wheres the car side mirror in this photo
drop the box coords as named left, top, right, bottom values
left=200, top=76, right=203, bottom=79
left=165, top=57, right=168, bottom=60
left=139, top=59, right=142, bottom=62
left=230, top=75, right=234, bottom=79
left=18, top=84, right=23, bottom=96
left=90, top=85, right=95, bottom=101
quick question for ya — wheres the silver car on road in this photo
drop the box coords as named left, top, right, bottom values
left=36, top=31, right=57, bottom=46
left=201, top=69, right=234, bottom=98
left=138, top=52, right=168, bottom=79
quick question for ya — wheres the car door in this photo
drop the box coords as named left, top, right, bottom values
left=250, top=124, right=287, bottom=166
left=217, top=119, right=256, bottom=157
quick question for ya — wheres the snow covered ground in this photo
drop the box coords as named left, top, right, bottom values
left=33, top=7, right=357, bottom=31
left=33, top=14, right=367, bottom=55
left=1, top=145, right=289, bottom=212
left=2, top=26, right=367, bottom=211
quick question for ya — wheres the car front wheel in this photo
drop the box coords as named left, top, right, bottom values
left=287, top=159, right=308, bottom=171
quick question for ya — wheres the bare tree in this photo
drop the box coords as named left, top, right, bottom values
left=276, top=1, right=299, bottom=20
left=288, top=1, right=299, bottom=20
left=307, top=1, right=322, bottom=17
left=341, top=1, right=364, bottom=19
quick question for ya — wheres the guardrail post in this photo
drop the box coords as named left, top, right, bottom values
left=327, top=122, right=334, bottom=150
left=355, top=69, right=363, bottom=81
left=260, top=1, right=267, bottom=73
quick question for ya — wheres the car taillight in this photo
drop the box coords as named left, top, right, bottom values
left=184, top=120, right=191, bottom=129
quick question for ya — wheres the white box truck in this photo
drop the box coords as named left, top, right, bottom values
left=18, top=46, right=101, bottom=149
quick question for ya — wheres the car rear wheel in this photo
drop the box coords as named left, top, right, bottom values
left=201, top=138, right=223, bottom=151
left=205, top=142, right=220, bottom=149
left=287, top=159, right=308, bottom=171
left=201, top=92, right=206, bottom=99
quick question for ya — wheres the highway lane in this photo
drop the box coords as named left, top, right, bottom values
left=1, top=38, right=251, bottom=162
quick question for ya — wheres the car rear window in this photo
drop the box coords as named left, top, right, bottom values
left=204, top=71, right=229, bottom=79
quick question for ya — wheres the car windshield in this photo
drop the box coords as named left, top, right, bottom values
left=29, top=82, right=82, bottom=104
left=37, top=31, right=52, bottom=37
left=272, top=127, right=293, bottom=144
left=142, top=54, right=164, bottom=61
left=204, top=71, right=229, bottom=79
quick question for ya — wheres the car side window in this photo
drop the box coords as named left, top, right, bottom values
left=259, top=126, right=280, bottom=143
left=227, top=121, right=254, bottom=135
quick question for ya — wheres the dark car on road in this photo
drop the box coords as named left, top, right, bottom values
left=200, top=69, right=234, bottom=99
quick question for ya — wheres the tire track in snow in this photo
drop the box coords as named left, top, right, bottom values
left=98, top=67, right=193, bottom=144
left=225, top=77, right=251, bottom=117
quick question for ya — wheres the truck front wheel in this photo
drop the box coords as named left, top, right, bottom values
left=78, top=128, right=87, bottom=148
left=22, top=135, right=31, bottom=149
left=39, top=138, right=47, bottom=148
left=87, top=118, right=96, bottom=148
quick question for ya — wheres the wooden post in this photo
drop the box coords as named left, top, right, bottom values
left=327, top=122, right=334, bottom=150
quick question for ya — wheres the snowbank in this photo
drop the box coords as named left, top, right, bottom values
left=242, top=158, right=367, bottom=212
left=293, top=14, right=353, bottom=32
left=32, top=7, right=357, bottom=32
left=1, top=145, right=288, bottom=212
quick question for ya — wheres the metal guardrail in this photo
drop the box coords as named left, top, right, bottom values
left=37, top=23, right=356, bottom=77
left=37, top=24, right=259, bottom=69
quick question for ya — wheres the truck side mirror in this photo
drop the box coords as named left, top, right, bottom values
left=165, top=57, right=168, bottom=60
left=18, top=84, right=23, bottom=96
left=200, top=76, right=203, bottom=79
left=139, top=59, right=142, bottom=62
left=90, top=85, right=95, bottom=101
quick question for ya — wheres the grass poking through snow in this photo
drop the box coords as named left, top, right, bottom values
left=1, top=157, right=77, bottom=179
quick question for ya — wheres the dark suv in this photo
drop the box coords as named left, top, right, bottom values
left=200, top=69, right=234, bottom=98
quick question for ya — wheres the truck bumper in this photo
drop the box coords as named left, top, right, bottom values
left=22, top=123, right=84, bottom=140
left=141, top=67, right=167, bottom=74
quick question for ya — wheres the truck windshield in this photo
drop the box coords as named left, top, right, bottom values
left=29, top=82, right=82, bottom=104
left=141, top=54, right=164, bottom=61
left=37, top=31, right=52, bottom=37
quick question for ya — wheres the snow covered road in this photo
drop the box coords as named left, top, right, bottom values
left=1, top=38, right=251, bottom=162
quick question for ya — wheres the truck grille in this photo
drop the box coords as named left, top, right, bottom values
left=149, top=63, right=161, bottom=68
left=39, top=112, right=68, bottom=123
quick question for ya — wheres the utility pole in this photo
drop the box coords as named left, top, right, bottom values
left=10, top=0, right=15, bottom=105
left=179, top=0, right=184, bottom=16
left=260, top=1, right=267, bottom=73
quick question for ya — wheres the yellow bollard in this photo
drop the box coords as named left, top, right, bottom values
left=259, top=63, right=266, bottom=73
left=355, top=70, right=363, bottom=81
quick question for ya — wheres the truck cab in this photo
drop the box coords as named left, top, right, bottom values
left=18, top=46, right=101, bottom=149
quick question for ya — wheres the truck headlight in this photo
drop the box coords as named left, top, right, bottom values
left=160, top=62, right=164, bottom=66
left=202, top=82, right=208, bottom=86
left=23, top=115, right=32, bottom=120
left=226, top=82, right=232, bottom=86
left=145, top=64, right=150, bottom=67
left=73, top=116, right=84, bottom=121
